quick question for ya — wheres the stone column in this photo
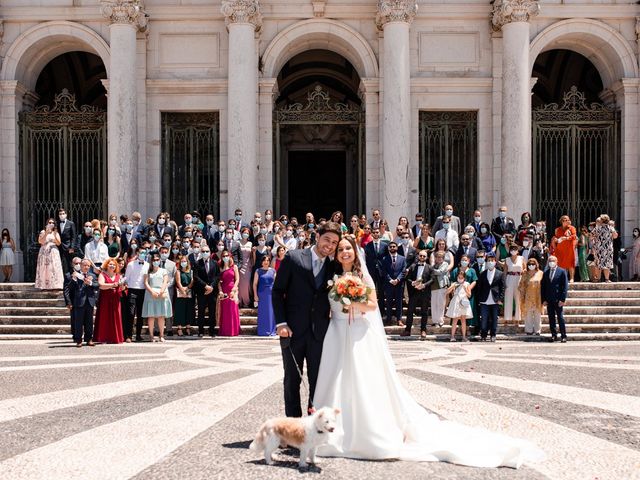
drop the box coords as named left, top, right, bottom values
left=376, top=1, right=417, bottom=225
left=222, top=0, right=261, bottom=218
left=101, top=0, right=148, bottom=216
left=492, top=0, right=539, bottom=216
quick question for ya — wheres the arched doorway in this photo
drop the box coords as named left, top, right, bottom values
left=19, top=52, right=107, bottom=279
left=273, top=50, right=365, bottom=220
left=532, top=49, right=620, bottom=231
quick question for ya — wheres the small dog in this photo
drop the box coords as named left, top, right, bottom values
left=250, top=407, right=340, bottom=468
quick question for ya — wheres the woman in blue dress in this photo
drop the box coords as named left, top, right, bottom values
left=253, top=255, right=276, bottom=336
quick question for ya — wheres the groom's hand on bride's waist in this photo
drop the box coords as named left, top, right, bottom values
left=276, top=325, right=293, bottom=337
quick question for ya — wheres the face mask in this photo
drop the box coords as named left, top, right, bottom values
left=474, top=216, right=481, bottom=222
left=477, top=258, right=485, bottom=265
left=274, top=226, right=280, bottom=233
left=185, top=218, right=192, bottom=225
left=218, top=225, right=225, bottom=232
left=160, top=253, right=169, bottom=261
left=500, top=237, right=506, bottom=245
left=223, top=257, right=230, bottom=263
left=487, top=261, right=496, bottom=270
left=164, top=241, right=171, bottom=247
left=258, top=240, right=266, bottom=246
left=59, top=214, right=67, bottom=221
left=266, top=215, right=272, bottom=220
left=242, top=233, right=249, bottom=239
left=548, top=261, right=557, bottom=269
left=192, top=247, right=200, bottom=254
left=510, top=249, right=518, bottom=256
left=84, top=227, right=93, bottom=234
left=133, top=220, right=140, bottom=227
left=180, top=261, right=188, bottom=268
left=217, top=245, right=225, bottom=251
left=443, top=223, right=450, bottom=230
left=308, top=223, right=314, bottom=229
left=107, top=229, right=115, bottom=235
left=285, top=231, right=292, bottom=237
left=282, top=220, right=288, bottom=226
left=206, top=220, right=214, bottom=227
left=158, top=219, right=166, bottom=225
left=480, top=227, right=487, bottom=234
left=73, top=264, right=82, bottom=272
left=229, top=224, right=236, bottom=229
left=193, top=217, right=199, bottom=224
left=523, top=241, right=530, bottom=247
left=93, top=235, right=101, bottom=242
left=499, top=212, right=506, bottom=219
left=457, top=278, right=464, bottom=284
left=172, top=248, right=179, bottom=255
left=201, top=252, right=210, bottom=260
left=195, top=236, right=203, bottom=242
left=460, top=260, right=469, bottom=268
left=226, top=233, right=233, bottom=240
left=152, top=261, right=161, bottom=268
left=109, top=220, right=116, bottom=226
left=299, top=236, right=306, bottom=242
left=182, top=242, right=190, bottom=248
left=445, top=210, right=453, bottom=216
left=260, top=229, right=267, bottom=235
left=235, top=215, right=242, bottom=222
left=184, top=232, right=192, bottom=238
left=131, top=244, right=138, bottom=250
left=125, top=224, right=132, bottom=232
left=139, top=252, right=146, bottom=261
left=528, top=264, right=536, bottom=271
left=634, top=231, right=640, bottom=238
left=149, top=236, right=157, bottom=243
left=254, top=217, right=261, bottom=223
left=465, top=231, right=474, bottom=238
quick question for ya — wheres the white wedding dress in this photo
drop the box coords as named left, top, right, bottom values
left=313, top=271, right=544, bottom=468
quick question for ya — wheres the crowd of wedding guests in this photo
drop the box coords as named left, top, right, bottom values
left=9, top=204, right=637, bottom=346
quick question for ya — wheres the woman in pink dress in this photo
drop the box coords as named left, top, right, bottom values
left=34, top=218, right=64, bottom=290
left=93, top=257, right=125, bottom=344
left=218, top=250, right=240, bottom=336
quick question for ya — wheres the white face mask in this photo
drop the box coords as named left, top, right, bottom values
left=73, top=263, right=82, bottom=272
left=474, top=216, right=481, bottom=222
left=460, top=260, right=469, bottom=268
left=528, top=264, right=536, bottom=271
left=226, top=233, right=233, bottom=240
left=522, top=240, right=530, bottom=247
left=487, top=261, right=496, bottom=270
left=158, top=218, right=166, bottom=225
left=548, top=261, right=557, bottom=269
left=217, top=245, right=225, bottom=251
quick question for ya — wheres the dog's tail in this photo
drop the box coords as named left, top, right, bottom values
left=249, top=425, right=268, bottom=452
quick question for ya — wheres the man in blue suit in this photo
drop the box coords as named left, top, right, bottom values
left=63, top=258, right=99, bottom=347
left=541, top=255, right=569, bottom=343
left=380, top=241, right=406, bottom=326
left=364, top=227, right=388, bottom=313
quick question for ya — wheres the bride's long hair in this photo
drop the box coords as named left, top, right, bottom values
left=335, top=235, right=363, bottom=278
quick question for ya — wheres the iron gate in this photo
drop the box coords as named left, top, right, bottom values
left=532, top=86, right=620, bottom=231
left=161, top=112, right=220, bottom=219
left=419, top=111, right=478, bottom=225
left=19, top=89, right=107, bottom=280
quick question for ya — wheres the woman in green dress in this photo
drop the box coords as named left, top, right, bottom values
left=577, top=225, right=590, bottom=282
left=414, top=223, right=434, bottom=251
left=105, top=228, right=121, bottom=258
left=174, top=254, right=194, bottom=336
left=450, top=254, right=478, bottom=330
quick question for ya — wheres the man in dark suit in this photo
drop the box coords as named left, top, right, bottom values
left=380, top=242, right=406, bottom=326
left=63, top=258, right=98, bottom=347
left=541, top=255, right=569, bottom=343
left=203, top=214, right=217, bottom=250
left=433, top=204, right=462, bottom=235
left=520, top=234, right=545, bottom=266
left=57, top=207, right=76, bottom=273
left=223, top=227, right=242, bottom=265
left=120, top=218, right=135, bottom=254
left=401, top=250, right=433, bottom=340
left=364, top=228, right=388, bottom=313
left=476, top=253, right=505, bottom=342
left=152, top=213, right=174, bottom=241
left=272, top=222, right=340, bottom=417
left=453, top=233, right=478, bottom=268
left=411, top=213, right=424, bottom=238
left=468, top=209, right=484, bottom=236
left=194, top=245, right=220, bottom=337
left=491, top=206, right=517, bottom=245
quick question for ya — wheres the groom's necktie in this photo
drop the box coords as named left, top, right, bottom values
left=313, top=258, right=324, bottom=289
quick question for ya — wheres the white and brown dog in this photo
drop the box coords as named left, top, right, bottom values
left=250, top=407, right=341, bottom=468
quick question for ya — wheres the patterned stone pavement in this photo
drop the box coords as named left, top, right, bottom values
left=0, top=338, right=639, bottom=480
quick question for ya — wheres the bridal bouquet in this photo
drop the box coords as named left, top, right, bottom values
left=327, top=272, right=372, bottom=321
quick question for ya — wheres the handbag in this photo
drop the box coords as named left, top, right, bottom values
left=177, top=288, right=192, bottom=299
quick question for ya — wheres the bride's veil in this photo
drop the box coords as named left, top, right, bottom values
left=356, top=246, right=394, bottom=345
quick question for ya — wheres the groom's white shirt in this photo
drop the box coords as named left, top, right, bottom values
left=275, top=247, right=324, bottom=329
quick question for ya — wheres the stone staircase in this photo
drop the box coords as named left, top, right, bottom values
left=1, top=282, right=639, bottom=340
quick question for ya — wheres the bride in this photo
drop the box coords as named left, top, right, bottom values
left=313, top=235, right=543, bottom=468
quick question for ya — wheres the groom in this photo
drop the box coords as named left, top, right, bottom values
left=272, top=222, right=341, bottom=417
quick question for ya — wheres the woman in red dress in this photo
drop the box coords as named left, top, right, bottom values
left=93, top=257, right=125, bottom=344
left=218, top=250, right=240, bottom=336
left=552, top=215, right=578, bottom=283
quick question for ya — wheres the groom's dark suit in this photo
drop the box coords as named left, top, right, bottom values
left=272, top=248, right=335, bottom=417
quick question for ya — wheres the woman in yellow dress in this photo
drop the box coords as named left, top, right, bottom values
left=519, top=258, right=544, bottom=335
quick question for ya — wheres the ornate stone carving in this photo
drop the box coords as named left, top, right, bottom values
left=491, top=0, right=540, bottom=30
left=376, top=0, right=418, bottom=30
left=275, top=86, right=362, bottom=124
left=101, top=0, right=148, bottom=31
left=312, top=1, right=326, bottom=17
left=221, top=0, right=262, bottom=31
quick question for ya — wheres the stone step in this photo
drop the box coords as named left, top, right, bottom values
left=0, top=290, right=63, bottom=299
left=0, top=298, right=66, bottom=307
left=567, top=290, right=640, bottom=298
left=0, top=307, right=69, bottom=316
left=0, top=324, right=259, bottom=335
left=563, top=298, right=640, bottom=306
left=0, top=315, right=260, bottom=326
left=561, top=306, right=640, bottom=315
left=568, top=282, right=640, bottom=290
left=0, top=283, right=38, bottom=291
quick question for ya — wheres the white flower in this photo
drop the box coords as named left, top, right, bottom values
left=342, top=297, right=351, bottom=305
left=327, top=280, right=334, bottom=287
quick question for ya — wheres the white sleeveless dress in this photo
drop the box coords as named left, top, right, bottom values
left=313, top=272, right=544, bottom=468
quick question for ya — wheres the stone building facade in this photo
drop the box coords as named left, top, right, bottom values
left=0, top=0, right=639, bottom=279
